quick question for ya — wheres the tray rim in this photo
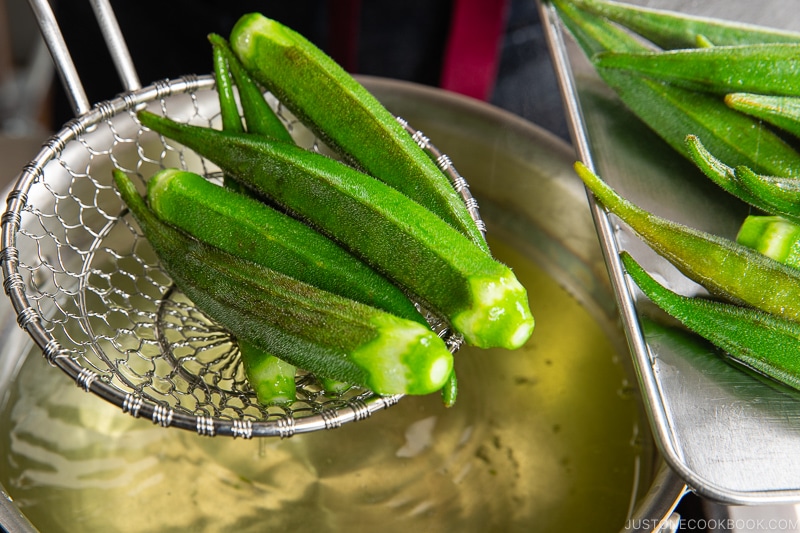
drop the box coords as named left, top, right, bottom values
left=538, top=0, right=800, bottom=506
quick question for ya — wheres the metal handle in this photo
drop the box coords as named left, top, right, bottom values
left=621, top=461, right=688, bottom=533
left=26, top=0, right=140, bottom=117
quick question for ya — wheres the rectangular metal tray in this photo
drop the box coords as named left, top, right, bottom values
left=539, top=0, right=800, bottom=505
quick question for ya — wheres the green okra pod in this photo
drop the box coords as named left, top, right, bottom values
left=147, top=168, right=425, bottom=325
left=685, top=135, right=800, bottom=223
left=239, top=340, right=296, bottom=405
left=552, top=0, right=650, bottom=57
left=213, top=39, right=297, bottom=403
left=213, top=44, right=244, bottom=136
left=113, top=169, right=454, bottom=396
left=621, top=251, right=800, bottom=392
left=566, top=0, right=800, bottom=50
left=735, top=166, right=800, bottom=217
left=597, top=69, right=800, bottom=179
left=594, top=43, right=800, bottom=98
left=209, top=33, right=293, bottom=143
left=737, top=215, right=800, bottom=271
left=725, top=92, right=800, bottom=139
left=138, top=111, right=534, bottom=350
left=213, top=40, right=247, bottom=193
left=575, top=161, right=800, bottom=322
left=228, top=13, right=488, bottom=253
left=554, top=0, right=800, bottom=179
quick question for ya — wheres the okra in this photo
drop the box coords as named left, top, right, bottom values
left=685, top=135, right=800, bottom=223
left=209, top=33, right=293, bottom=143
left=213, top=43, right=244, bottom=137
left=725, top=93, right=800, bottom=140
left=600, top=68, right=800, bottom=178
left=594, top=44, right=800, bottom=98
left=575, top=162, right=800, bottom=322
left=228, top=13, right=488, bottom=253
left=213, top=40, right=297, bottom=403
left=554, top=0, right=800, bottom=179
left=566, top=0, right=800, bottom=50
left=239, top=340, right=296, bottom=405
left=735, top=166, right=800, bottom=218
left=737, top=215, right=800, bottom=271
left=138, top=111, right=534, bottom=350
left=113, top=169, right=454, bottom=396
left=552, top=0, right=649, bottom=57
left=146, top=168, right=426, bottom=325
left=621, top=251, right=800, bottom=392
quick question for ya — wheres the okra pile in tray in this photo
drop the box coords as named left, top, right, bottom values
left=114, top=13, right=534, bottom=407
left=553, top=0, right=800, bottom=392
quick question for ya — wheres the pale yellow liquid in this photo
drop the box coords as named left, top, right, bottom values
left=0, top=239, right=647, bottom=532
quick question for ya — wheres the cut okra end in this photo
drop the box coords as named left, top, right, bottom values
left=737, top=215, right=800, bottom=268
left=351, top=314, right=454, bottom=396
left=239, top=341, right=297, bottom=406
left=451, top=271, right=534, bottom=350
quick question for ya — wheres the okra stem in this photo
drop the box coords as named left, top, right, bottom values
left=575, top=162, right=800, bottom=322
left=622, top=251, right=800, bottom=392
left=239, top=340, right=297, bottom=405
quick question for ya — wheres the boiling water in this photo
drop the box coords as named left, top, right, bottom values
left=0, top=239, right=648, bottom=532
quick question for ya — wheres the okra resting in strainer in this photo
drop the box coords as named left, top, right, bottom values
left=0, top=13, right=533, bottom=437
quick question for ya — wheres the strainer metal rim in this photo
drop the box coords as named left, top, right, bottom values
left=0, top=73, right=478, bottom=439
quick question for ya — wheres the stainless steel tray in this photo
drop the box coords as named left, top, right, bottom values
left=539, top=0, right=800, bottom=505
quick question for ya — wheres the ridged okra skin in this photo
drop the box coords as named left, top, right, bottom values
left=555, top=0, right=800, bottom=180
left=569, top=0, right=800, bottom=50
left=575, top=162, right=800, bottom=323
left=595, top=44, right=800, bottom=98
left=113, top=169, right=454, bottom=396
left=228, top=13, right=489, bottom=254
left=137, top=111, right=534, bottom=350
left=147, top=168, right=425, bottom=325
left=621, top=252, right=800, bottom=392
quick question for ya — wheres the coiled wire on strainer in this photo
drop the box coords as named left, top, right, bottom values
left=0, top=73, right=484, bottom=438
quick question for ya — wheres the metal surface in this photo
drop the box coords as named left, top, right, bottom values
left=0, top=76, right=683, bottom=532
left=540, top=0, right=800, bottom=505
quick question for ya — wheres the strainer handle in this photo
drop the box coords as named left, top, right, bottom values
left=26, top=0, right=140, bottom=117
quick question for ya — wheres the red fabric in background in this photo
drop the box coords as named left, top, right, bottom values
left=328, top=0, right=363, bottom=73
left=440, top=0, right=510, bottom=101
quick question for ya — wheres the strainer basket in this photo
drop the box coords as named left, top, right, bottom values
left=1, top=1, right=478, bottom=438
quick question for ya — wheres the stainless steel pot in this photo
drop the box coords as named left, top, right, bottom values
left=0, top=76, right=684, bottom=532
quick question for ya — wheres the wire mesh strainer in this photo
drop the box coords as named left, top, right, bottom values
left=1, top=1, right=483, bottom=438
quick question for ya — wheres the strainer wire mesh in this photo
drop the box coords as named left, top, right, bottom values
left=1, top=74, right=481, bottom=438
